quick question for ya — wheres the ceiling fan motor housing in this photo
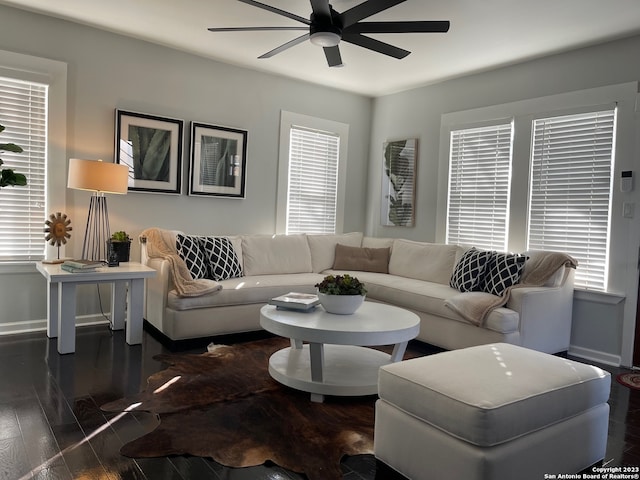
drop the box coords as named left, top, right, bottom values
left=309, top=10, right=342, bottom=47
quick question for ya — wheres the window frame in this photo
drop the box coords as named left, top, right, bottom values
left=437, top=82, right=637, bottom=295
left=276, top=111, right=349, bottom=235
left=0, top=49, right=67, bottom=269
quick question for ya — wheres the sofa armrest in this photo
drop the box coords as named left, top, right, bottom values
left=506, top=268, right=575, bottom=353
left=143, top=257, right=172, bottom=331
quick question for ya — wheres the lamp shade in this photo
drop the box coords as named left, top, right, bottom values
left=67, top=158, right=128, bottom=194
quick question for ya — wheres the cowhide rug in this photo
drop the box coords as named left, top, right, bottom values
left=101, top=337, right=388, bottom=480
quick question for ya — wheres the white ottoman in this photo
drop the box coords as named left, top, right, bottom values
left=374, top=343, right=611, bottom=480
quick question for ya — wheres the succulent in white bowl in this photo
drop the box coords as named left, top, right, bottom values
left=315, top=274, right=366, bottom=314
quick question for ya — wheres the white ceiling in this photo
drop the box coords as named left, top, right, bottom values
left=2, top=0, right=640, bottom=97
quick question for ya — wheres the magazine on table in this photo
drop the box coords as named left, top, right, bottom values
left=61, top=259, right=103, bottom=273
left=269, top=292, right=320, bottom=311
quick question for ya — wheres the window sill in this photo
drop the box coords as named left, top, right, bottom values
left=573, top=288, right=625, bottom=305
left=0, top=262, right=39, bottom=275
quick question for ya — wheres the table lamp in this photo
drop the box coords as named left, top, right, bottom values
left=67, top=158, right=129, bottom=261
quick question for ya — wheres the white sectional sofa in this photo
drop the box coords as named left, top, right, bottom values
left=140, top=230, right=576, bottom=353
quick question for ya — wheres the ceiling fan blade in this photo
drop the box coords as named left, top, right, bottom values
left=323, top=45, right=343, bottom=67
left=258, top=33, right=310, bottom=59
left=342, top=33, right=410, bottom=59
left=238, top=0, right=311, bottom=25
left=310, top=0, right=332, bottom=19
left=340, top=0, right=406, bottom=27
left=344, top=20, right=450, bottom=34
left=208, top=26, right=308, bottom=32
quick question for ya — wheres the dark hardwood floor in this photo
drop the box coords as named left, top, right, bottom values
left=0, top=324, right=639, bottom=480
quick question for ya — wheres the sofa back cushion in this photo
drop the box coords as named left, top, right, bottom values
left=307, top=232, right=363, bottom=272
left=389, top=239, right=461, bottom=284
left=362, top=236, right=394, bottom=249
left=242, top=234, right=312, bottom=275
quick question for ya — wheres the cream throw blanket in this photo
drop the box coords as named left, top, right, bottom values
left=444, top=251, right=578, bottom=327
left=140, top=228, right=222, bottom=298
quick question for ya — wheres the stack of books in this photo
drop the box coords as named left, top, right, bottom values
left=269, top=292, right=320, bottom=312
left=61, top=259, right=104, bottom=273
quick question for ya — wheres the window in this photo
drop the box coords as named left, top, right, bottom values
left=446, top=123, right=513, bottom=251
left=277, top=111, right=348, bottom=235
left=528, top=109, right=616, bottom=290
left=442, top=96, right=621, bottom=292
left=0, top=76, right=47, bottom=261
left=286, top=126, right=340, bottom=234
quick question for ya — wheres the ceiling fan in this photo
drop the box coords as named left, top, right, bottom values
left=208, top=0, right=450, bottom=67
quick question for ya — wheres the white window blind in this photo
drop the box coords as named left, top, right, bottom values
left=528, top=109, right=616, bottom=291
left=0, top=76, right=47, bottom=262
left=447, top=123, right=513, bottom=251
left=286, top=126, right=340, bottom=235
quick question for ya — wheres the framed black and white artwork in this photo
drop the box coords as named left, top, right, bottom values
left=115, top=110, right=184, bottom=194
left=381, top=138, right=417, bottom=227
left=189, top=122, right=247, bottom=198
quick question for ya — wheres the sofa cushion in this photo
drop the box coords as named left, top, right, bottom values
left=450, top=248, right=492, bottom=292
left=362, top=236, right=394, bottom=249
left=168, top=273, right=324, bottom=310
left=324, top=269, right=519, bottom=334
left=242, top=234, right=312, bottom=276
left=200, top=236, right=243, bottom=281
left=480, top=252, right=527, bottom=296
left=176, top=234, right=208, bottom=279
left=307, top=232, right=363, bottom=272
left=389, top=239, right=460, bottom=285
left=333, top=244, right=390, bottom=273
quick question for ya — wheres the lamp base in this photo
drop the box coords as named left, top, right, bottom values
left=82, top=193, right=111, bottom=261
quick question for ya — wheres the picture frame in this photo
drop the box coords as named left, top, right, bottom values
left=381, top=138, right=417, bottom=227
left=115, top=110, right=184, bottom=194
left=189, top=122, right=247, bottom=198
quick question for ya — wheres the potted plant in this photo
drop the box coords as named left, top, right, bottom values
left=107, top=230, right=131, bottom=265
left=314, top=274, right=367, bottom=315
left=0, top=124, right=27, bottom=189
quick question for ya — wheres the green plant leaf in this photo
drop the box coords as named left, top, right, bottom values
left=0, top=143, right=24, bottom=153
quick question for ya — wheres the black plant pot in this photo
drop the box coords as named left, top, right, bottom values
left=107, top=240, right=131, bottom=266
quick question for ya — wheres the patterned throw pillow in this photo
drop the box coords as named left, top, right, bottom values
left=450, top=248, right=493, bottom=292
left=480, top=252, right=527, bottom=296
left=176, top=234, right=208, bottom=280
left=200, top=236, right=243, bottom=281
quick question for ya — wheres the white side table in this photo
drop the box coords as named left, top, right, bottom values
left=37, top=262, right=156, bottom=354
left=260, top=302, right=420, bottom=402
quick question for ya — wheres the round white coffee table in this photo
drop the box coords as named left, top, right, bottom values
left=259, top=302, right=420, bottom=402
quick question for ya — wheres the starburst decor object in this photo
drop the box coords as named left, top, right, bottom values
left=44, top=212, right=72, bottom=263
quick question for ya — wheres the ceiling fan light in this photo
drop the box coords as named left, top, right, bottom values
left=310, top=31, right=340, bottom=47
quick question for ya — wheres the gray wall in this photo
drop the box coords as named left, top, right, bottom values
left=0, top=5, right=372, bottom=332
left=367, top=35, right=640, bottom=366
left=1, top=5, right=638, bottom=366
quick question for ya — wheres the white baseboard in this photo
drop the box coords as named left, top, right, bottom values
left=568, top=345, right=621, bottom=367
left=0, top=314, right=110, bottom=336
